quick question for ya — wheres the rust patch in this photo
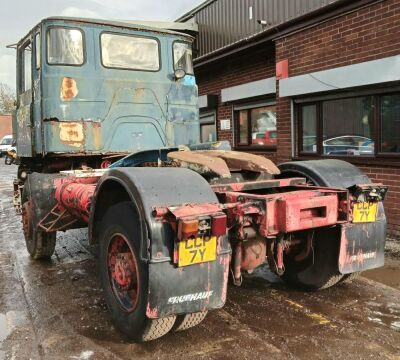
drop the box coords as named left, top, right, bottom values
left=59, top=122, right=84, bottom=148
left=133, top=88, right=145, bottom=99
left=60, top=77, right=79, bottom=101
left=168, top=151, right=231, bottom=178
left=92, top=122, right=102, bottom=150
left=197, top=150, right=281, bottom=175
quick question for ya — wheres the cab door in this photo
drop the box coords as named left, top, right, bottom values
left=16, top=36, right=34, bottom=157
left=32, top=31, right=43, bottom=153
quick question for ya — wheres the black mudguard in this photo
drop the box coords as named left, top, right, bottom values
left=91, top=167, right=230, bottom=319
left=279, top=159, right=387, bottom=275
left=22, top=172, right=62, bottom=229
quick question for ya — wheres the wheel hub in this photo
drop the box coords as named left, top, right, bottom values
left=107, top=234, right=140, bottom=312
left=112, top=252, right=136, bottom=290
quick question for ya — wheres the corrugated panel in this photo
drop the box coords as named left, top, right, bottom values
left=189, top=0, right=340, bottom=58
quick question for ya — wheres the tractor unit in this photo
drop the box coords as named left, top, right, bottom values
left=11, top=17, right=388, bottom=341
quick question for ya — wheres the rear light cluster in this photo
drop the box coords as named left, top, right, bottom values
left=178, top=213, right=227, bottom=240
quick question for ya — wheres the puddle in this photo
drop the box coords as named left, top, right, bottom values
left=0, top=311, right=27, bottom=349
left=366, top=299, right=400, bottom=332
left=362, top=257, right=400, bottom=290
left=70, top=350, right=94, bottom=360
left=391, top=321, right=400, bottom=330
left=0, top=314, right=10, bottom=343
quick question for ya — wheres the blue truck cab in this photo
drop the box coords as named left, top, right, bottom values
left=15, top=17, right=199, bottom=172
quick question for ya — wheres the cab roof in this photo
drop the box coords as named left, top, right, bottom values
left=17, top=16, right=195, bottom=46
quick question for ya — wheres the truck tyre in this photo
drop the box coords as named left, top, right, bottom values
left=277, top=160, right=370, bottom=290
left=341, top=272, right=361, bottom=283
left=22, top=200, right=56, bottom=260
left=173, top=311, right=208, bottom=332
left=98, top=201, right=176, bottom=342
left=279, top=226, right=344, bottom=291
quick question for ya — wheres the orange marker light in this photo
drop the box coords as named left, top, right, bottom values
left=178, top=219, right=199, bottom=240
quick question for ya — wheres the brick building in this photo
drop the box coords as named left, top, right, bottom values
left=178, top=0, right=400, bottom=238
left=0, top=115, right=12, bottom=140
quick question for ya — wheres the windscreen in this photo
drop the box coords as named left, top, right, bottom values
left=101, top=33, right=160, bottom=71
left=1, top=138, right=12, bottom=146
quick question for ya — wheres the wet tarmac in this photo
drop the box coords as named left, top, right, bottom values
left=0, top=162, right=399, bottom=359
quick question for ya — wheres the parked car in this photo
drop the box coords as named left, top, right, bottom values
left=0, top=135, right=13, bottom=157
left=252, top=129, right=277, bottom=146
left=323, top=135, right=374, bottom=155
left=4, top=140, right=18, bottom=165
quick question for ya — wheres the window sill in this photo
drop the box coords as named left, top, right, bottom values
left=294, top=154, right=400, bottom=167
left=234, top=146, right=277, bottom=152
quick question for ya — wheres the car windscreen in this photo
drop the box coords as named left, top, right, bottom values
left=47, top=28, right=84, bottom=65
left=173, top=42, right=193, bottom=75
left=1, top=138, right=12, bottom=145
left=101, top=33, right=160, bottom=71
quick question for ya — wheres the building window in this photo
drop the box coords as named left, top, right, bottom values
left=300, top=104, right=317, bottom=153
left=235, top=104, right=277, bottom=148
left=200, top=113, right=216, bottom=143
left=298, top=93, right=400, bottom=158
left=381, top=94, right=400, bottom=153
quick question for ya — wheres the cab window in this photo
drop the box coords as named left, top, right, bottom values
left=101, top=33, right=160, bottom=71
left=47, top=28, right=84, bottom=65
left=173, top=42, right=193, bottom=75
left=23, top=43, right=32, bottom=92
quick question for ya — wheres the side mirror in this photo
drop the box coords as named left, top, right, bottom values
left=174, top=68, right=186, bottom=80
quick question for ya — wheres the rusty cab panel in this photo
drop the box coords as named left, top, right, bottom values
left=16, top=17, right=199, bottom=159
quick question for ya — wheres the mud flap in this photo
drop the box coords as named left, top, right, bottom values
left=338, top=205, right=386, bottom=274
left=23, top=173, right=60, bottom=229
left=146, top=252, right=230, bottom=319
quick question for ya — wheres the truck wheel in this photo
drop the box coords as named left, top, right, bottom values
left=277, top=160, right=370, bottom=290
left=22, top=201, right=56, bottom=260
left=281, top=227, right=343, bottom=291
left=173, top=311, right=208, bottom=332
left=98, top=201, right=176, bottom=342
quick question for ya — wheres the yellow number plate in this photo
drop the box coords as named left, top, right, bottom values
left=178, top=236, right=217, bottom=267
left=353, top=202, right=378, bottom=223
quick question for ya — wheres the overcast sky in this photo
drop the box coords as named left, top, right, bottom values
left=0, top=0, right=203, bottom=90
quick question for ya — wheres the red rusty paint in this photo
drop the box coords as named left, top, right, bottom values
left=222, top=189, right=342, bottom=236
left=211, top=177, right=306, bottom=193
left=240, top=237, right=267, bottom=271
left=276, top=242, right=284, bottom=273
left=100, top=160, right=111, bottom=169
left=220, top=255, right=230, bottom=303
left=146, top=303, right=158, bottom=319
left=165, top=203, right=223, bottom=219
left=54, top=177, right=99, bottom=223
left=275, top=194, right=338, bottom=233
left=232, top=243, right=243, bottom=285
